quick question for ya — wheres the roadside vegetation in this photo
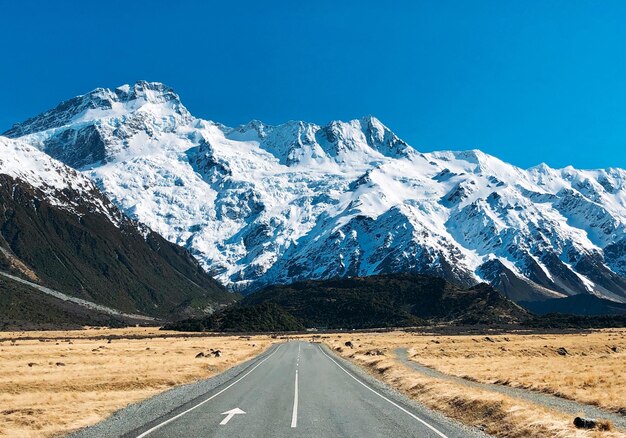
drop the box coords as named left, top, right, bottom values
left=406, top=330, right=626, bottom=415
left=321, top=330, right=626, bottom=437
left=0, top=327, right=271, bottom=437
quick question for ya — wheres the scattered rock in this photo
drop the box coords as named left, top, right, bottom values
left=195, top=352, right=205, bottom=358
left=574, top=417, right=597, bottom=429
left=556, top=347, right=569, bottom=356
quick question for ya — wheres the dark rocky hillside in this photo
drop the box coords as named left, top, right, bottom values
left=165, top=302, right=305, bottom=332
left=0, top=274, right=143, bottom=330
left=520, top=294, right=626, bottom=316
left=0, top=175, right=236, bottom=321
left=246, top=274, right=530, bottom=327
left=167, top=274, right=531, bottom=331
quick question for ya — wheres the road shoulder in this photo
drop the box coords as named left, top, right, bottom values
left=396, top=348, right=626, bottom=431
left=316, top=344, right=490, bottom=438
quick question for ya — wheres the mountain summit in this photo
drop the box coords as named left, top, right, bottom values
left=6, top=81, right=626, bottom=303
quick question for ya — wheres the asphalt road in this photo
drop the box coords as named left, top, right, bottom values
left=117, top=342, right=483, bottom=438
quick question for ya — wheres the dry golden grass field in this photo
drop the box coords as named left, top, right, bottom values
left=2, top=327, right=625, bottom=438
left=0, top=327, right=272, bottom=437
left=409, top=330, right=626, bottom=414
left=321, top=329, right=626, bottom=438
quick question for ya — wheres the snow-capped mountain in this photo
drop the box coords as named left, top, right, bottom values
left=0, top=136, right=124, bottom=223
left=0, top=134, right=234, bottom=318
left=6, top=81, right=626, bottom=303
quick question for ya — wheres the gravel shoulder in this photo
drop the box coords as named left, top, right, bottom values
left=396, top=348, right=626, bottom=431
left=318, top=344, right=491, bottom=438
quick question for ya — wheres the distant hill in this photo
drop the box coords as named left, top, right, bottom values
left=166, top=302, right=305, bottom=332
left=520, top=294, right=626, bottom=316
left=165, top=274, right=531, bottom=331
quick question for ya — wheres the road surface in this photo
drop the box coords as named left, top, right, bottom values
left=115, top=342, right=483, bottom=438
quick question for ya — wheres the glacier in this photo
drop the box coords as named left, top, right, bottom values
left=5, top=80, right=626, bottom=302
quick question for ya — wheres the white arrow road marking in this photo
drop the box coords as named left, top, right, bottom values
left=220, top=408, right=246, bottom=425
left=135, top=345, right=281, bottom=437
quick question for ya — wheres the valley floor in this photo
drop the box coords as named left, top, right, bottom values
left=1, top=328, right=625, bottom=437
left=0, top=328, right=271, bottom=437
left=318, top=329, right=626, bottom=437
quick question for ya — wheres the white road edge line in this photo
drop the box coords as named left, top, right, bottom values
left=135, top=345, right=282, bottom=437
left=318, top=345, right=448, bottom=438
left=291, top=369, right=299, bottom=428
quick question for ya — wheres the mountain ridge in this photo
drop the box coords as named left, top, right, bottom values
left=6, top=81, right=626, bottom=304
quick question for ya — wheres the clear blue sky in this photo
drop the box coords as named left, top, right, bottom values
left=1, top=0, right=626, bottom=169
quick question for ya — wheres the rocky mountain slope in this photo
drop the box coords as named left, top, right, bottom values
left=0, top=272, right=149, bottom=330
left=0, top=137, right=236, bottom=321
left=6, top=81, right=626, bottom=303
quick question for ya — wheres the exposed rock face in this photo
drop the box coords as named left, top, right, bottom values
left=6, top=81, right=626, bottom=302
left=0, top=137, right=235, bottom=319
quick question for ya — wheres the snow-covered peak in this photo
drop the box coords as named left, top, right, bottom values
left=225, top=116, right=411, bottom=167
left=317, top=116, right=411, bottom=160
left=4, top=81, right=189, bottom=138
left=4, top=82, right=410, bottom=170
left=3, top=81, right=194, bottom=168
left=0, top=136, right=80, bottom=190
left=6, top=81, right=626, bottom=303
left=0, top=136, right=123, bottom=223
